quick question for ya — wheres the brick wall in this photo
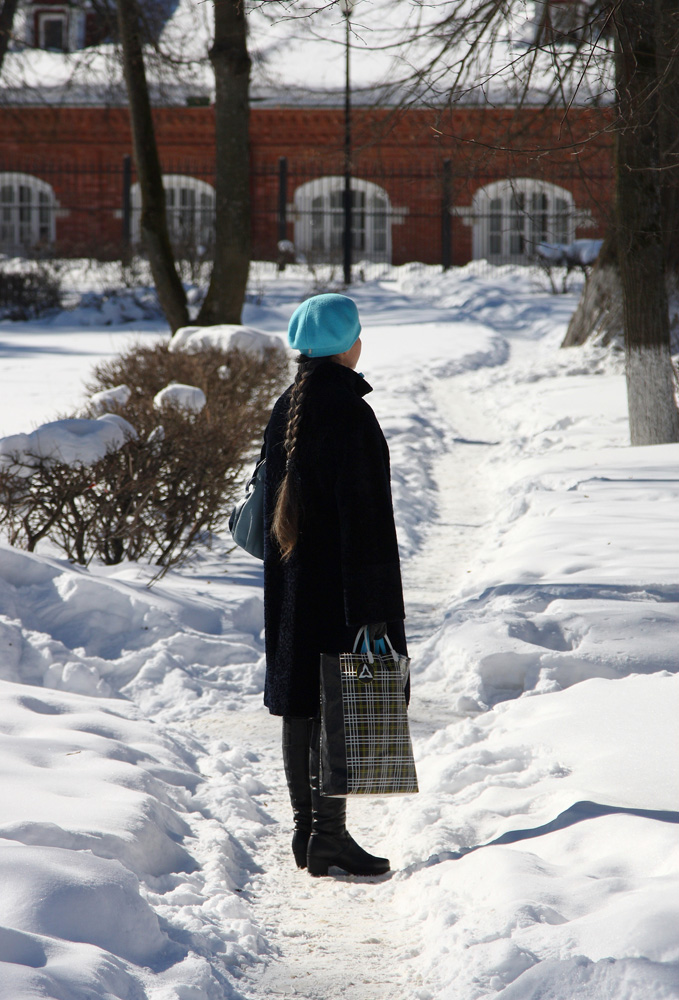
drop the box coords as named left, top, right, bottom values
left=0, top=104, right=613, bottom=264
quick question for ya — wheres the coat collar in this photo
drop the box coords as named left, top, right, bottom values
left=314, top=360, right=373, bottom=398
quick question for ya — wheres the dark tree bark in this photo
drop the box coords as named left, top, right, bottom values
left=657, top=0, right=679, bottom=273
left=561, top=233, right=622, bottom=347
left=616, top=0, right=679, bottom=444
left=0, top=0, right=19, bottom=73
left=116, top=0, right=188, bottom=333
left=564, top=2, right=679, bottom=376
left=197, top=0, right=251, bottom=326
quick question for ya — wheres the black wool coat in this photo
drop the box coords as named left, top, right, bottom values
left=262, top=361, right=407, bottom=717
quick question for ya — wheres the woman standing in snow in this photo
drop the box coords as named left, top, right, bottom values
left=262, top=293, right=407, bottom=877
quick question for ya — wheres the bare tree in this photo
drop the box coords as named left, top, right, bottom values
left=116, top=0, right=189, bottom=333
left=117, top=0, right=252, bottom=327
left=0, top=0, right=19, bottom=73
left=198, top=0, right=252, bottom=326
left=352, top=0, right=678, bottom=444
left=563, top=2, right=679, bottom=359
left=616, top=0, right=679, bottom=443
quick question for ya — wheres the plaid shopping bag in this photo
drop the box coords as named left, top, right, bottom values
left=319, top=628, right=419, bottom=797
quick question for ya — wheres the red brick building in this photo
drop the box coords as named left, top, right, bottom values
left=0, top=2, right=613, bottom=267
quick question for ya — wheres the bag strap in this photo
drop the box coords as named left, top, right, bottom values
left=246, top=458, right=265, bottom=492
left=352, top=626, right=396, bottom=664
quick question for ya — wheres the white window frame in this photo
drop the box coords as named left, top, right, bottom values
left=0, top=173, right=57, bottom=251
left=471, top=178, right=575, bottom=262
left=37, top=9, right=69, bottom=51
left=131, top=175, right=216, bottom=249
left=293, top=177, right=392, bottom=263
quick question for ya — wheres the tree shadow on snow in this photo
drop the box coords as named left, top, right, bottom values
left=404, top=800, right=679, bottom=875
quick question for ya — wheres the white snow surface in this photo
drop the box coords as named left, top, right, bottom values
left=0, top=261, right=677, bottom=999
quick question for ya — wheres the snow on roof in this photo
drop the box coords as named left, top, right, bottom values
left=1, top=1, right=613, bottom=108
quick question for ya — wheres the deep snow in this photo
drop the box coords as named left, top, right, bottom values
left=0, top=261, right=677, bottom=999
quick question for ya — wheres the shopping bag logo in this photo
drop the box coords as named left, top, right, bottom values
left=357, top=661, right=374, bottom=682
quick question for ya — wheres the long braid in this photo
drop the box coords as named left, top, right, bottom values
left=271, top=356, right=320, bottom=560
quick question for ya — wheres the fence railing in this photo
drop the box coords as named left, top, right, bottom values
left=0, top=156, right=609, bottom=278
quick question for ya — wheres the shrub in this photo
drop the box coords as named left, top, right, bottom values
left=0, top=339, right=290, bottom=572
left=0, top=261, right=62, bottom=319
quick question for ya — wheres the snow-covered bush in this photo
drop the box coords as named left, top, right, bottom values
left=0, top=339, right=289, bottom=570
left=168, top=323, right=284, bottom=359
left=534, top=240, right=603, bottom=294
left=0, top=260, right=63, bottom=320
left=152, top=383, right=206, bottom=413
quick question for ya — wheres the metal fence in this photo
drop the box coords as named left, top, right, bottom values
left=251, top=158, right=455, bottom=277
left=0, top=156, right=610, bottom=278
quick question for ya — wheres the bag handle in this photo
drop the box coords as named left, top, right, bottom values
left=352, top=626, right=396, bottom=664
left=246, top=458, right=265, bottom=493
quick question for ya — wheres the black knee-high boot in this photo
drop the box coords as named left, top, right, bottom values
left=282, top=717, right=314, bottom=868
left=306, top=719, right=390, bottom=877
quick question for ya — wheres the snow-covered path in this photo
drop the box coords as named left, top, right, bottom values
left=403, top=378, right=500, bottom=642
left=169, top=356, right=511, bottom=1000
left=170, top=332, right=580, bottom=1000
left=211, top=712, right=413, bottom=1000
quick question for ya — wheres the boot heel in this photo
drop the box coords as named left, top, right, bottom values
left=307, top=857, right=329, bottom=877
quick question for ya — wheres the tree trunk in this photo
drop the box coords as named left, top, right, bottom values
left=563, top=2, right=679, bottom=357
left=657, top=0, right=679, bottom=356
left=561, top=233, right=622, bottom=347
left=616, top=0, right=679, bottom=445
left=657, top=0, right=679, bottom=273
left=116, top=0, right=188, bottom=333
left=197, top=0, right=251, bottom=326
left=0, top=0, right=19, bottom=73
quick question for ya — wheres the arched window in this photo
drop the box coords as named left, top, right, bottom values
left=293, top=177, right=391, bottom=263
left=0, top=173, right=56, bottom=252
left=472, top=179, right=575, bottom=262
left=131, top=175, right=215, bottom=249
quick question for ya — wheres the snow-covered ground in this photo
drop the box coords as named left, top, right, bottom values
left=0, top=261, right=677, bottom=1000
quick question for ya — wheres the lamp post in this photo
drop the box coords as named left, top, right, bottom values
left=340, top=0, right=354, bottom=285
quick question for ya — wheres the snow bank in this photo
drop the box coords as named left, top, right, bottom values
left=389, top=261, right=587, bottom=342
left=0, top=681, right=198, bottom=878
left=169, top=323, right=287, bottom=359
left=0, top=674, right=270, bottom=998
left=398, top=672, right=679, bottom=858
left=0, top=415, right=137, bottom=473
left=0, top=843, right=172, bottom=965
left=413, top=441, right=679, bottom=712
left=0, top=542, right=265, bottom=713
left=388, top=675, right=679, bottom=1000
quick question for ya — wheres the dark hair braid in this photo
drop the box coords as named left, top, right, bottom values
left=271, top=356, right=322, bottom=560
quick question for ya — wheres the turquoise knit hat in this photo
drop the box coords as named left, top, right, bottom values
left=287, top=293, right=361, bottom=357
